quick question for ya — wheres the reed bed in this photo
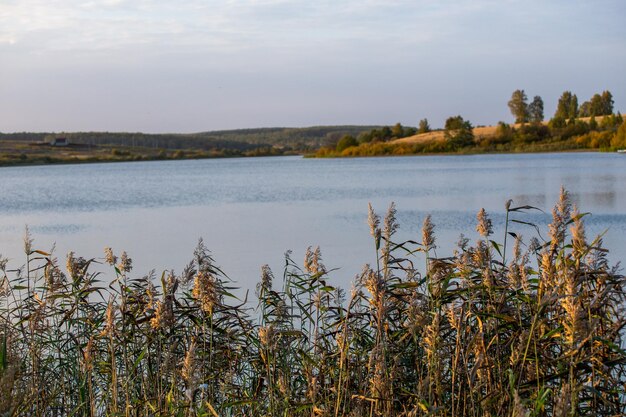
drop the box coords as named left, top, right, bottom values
left=1, top=188, right=625, bottom=416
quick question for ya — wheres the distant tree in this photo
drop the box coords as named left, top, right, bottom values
left=445, top=115, right=467, bottom=131
left=600, top=112, right=623, bottom=130
left=369, top=129, right=382, bottom=142
left=589, top=91, right=614, bottom=116
left=336, top=134, right=358, bottom=152
left=324, top=132, right=344, bottom=148
left=528, top=96, right=544, bottom=123
left=494, top=121, right=514, bottom=142
left=554, top=91, right=578, bottom=120
left=549, top=116, right=566, bottom=129
left=601, top=90, right=614, bottom=115
left=589, top=115, right=598, bottom=130
left=508, top=90, right=529, bottom=123
left=589, top=94, right=604, bottom=116
left=444, top=115, right=474, bottom=148
left=418, top=118, right=431, bottom=134
left=403, top=126, right=417, bottom=137
left=391, top=122, right=404, bottom=138
left=579, top=101, right=591, bottom=117
left=357, top=131, right=372, bottom=144
left=380, top=126, right=392, bottom=141
left=516, top=123, right=551, bottom=143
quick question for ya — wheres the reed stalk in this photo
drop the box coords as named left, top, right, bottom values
left=0, top=190, right=624, bottom=416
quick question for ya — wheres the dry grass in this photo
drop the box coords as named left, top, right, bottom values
left=393, top=130, right=447, bottom=145
left=393, top=124, right=537, bottom=146
left=392, top=115, right=615, bottom=147
left=1, top=188, right=625, bottom=416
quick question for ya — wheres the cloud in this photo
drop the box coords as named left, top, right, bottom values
left=2, top=0, right=623, bottom=54
left=0, top=0, right=446, bottom=53
left=0, top=0, right=624, bottom=132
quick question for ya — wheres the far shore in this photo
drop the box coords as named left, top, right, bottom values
left=1, top=114, right=624, bottom=167
left=0, top=145, right=615, bottom=169
left=0, top=140, right=293, bottom=168
left=314, top=114, right=624, bottom=158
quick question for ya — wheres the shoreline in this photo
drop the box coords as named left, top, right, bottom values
left=305, top=147, right=608, bottom=159
left=0, top=147, right=615, bottom=169
left=0, top=148, right=295, bottom=169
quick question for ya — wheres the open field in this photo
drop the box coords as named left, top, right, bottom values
left=391, top=124, right=535, bottom=147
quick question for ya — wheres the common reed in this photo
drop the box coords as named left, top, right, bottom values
left=1, top=188, right=625, bottom=416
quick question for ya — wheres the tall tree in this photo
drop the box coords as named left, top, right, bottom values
left=554, top=91, right=578, bottom=120
left=579, top=101, right=591, bottom=117
left=588, top=91, right=614, bottom=116
left=508, top=89, right=529, bottom=123
left=380, top=126, right=392, bottom=141
left=601, top=90, right=614, bottom=115
left=528, top=95, right=544, bottom=123
left=391, top=122, right=404, bottom=138
left=418, top=118, right=431, bottom=134
left=589, top=94, right=604, bottom=116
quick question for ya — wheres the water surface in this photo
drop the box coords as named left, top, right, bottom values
left=1, top=153, right=624, bottom=292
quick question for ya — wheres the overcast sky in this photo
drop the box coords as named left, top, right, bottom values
left=1, top=0, right=624, bottom=133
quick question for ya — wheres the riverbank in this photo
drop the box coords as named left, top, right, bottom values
left=308, top=141, right=612, bottom=159
left=0, top=140, right=289, bottom=167
left=2, top=115, right=625, bottom=166
left=0, top=136, right=613, bottom=168
left=0, top=126, right=376, bottom=167
left=313, top=114, right=625, bottom=158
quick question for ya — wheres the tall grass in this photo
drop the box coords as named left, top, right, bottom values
left=1, top=188, right=625, bottom=416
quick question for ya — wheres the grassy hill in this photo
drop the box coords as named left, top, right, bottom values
left=391, top=116, right=614, bottom=147
left=0, top=126, right=379, bottom=152
left=0, top=126, right=380, bottom=166
left=313, top=114, right=624, bottom=157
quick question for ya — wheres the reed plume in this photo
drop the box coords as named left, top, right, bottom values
left=1, top=189, right=624, bottom=416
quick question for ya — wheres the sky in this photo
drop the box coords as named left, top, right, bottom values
left=0, top=0, right=624, bottom=133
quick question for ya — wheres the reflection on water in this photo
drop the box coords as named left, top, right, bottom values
left=0, top=152, right=625, bottom=291
left=30, top=224, right=86, bottom=235
left=513, top=191, right=617, bottom=211
left=570, top=191, right=617, bottom=208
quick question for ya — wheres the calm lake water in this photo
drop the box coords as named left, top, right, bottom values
left=1, top=152, right=625, bottom=294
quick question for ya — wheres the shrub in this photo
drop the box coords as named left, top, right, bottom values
left=575, top=130, right=613, bottom=148
left=610, top=120, right=626, bottom=149
left=336, top=135, right=358, bottom=152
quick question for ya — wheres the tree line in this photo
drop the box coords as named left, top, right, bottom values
left=319, top=89, right=624, bottom=157
left=334, top=120, right=434, bottom=153
left=0, top=126, right=380, bottom=156
left=508, top=89, right=614, bottom=126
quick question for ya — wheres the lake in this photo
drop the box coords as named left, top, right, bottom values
left=1, top=152, right=625, bottom=295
